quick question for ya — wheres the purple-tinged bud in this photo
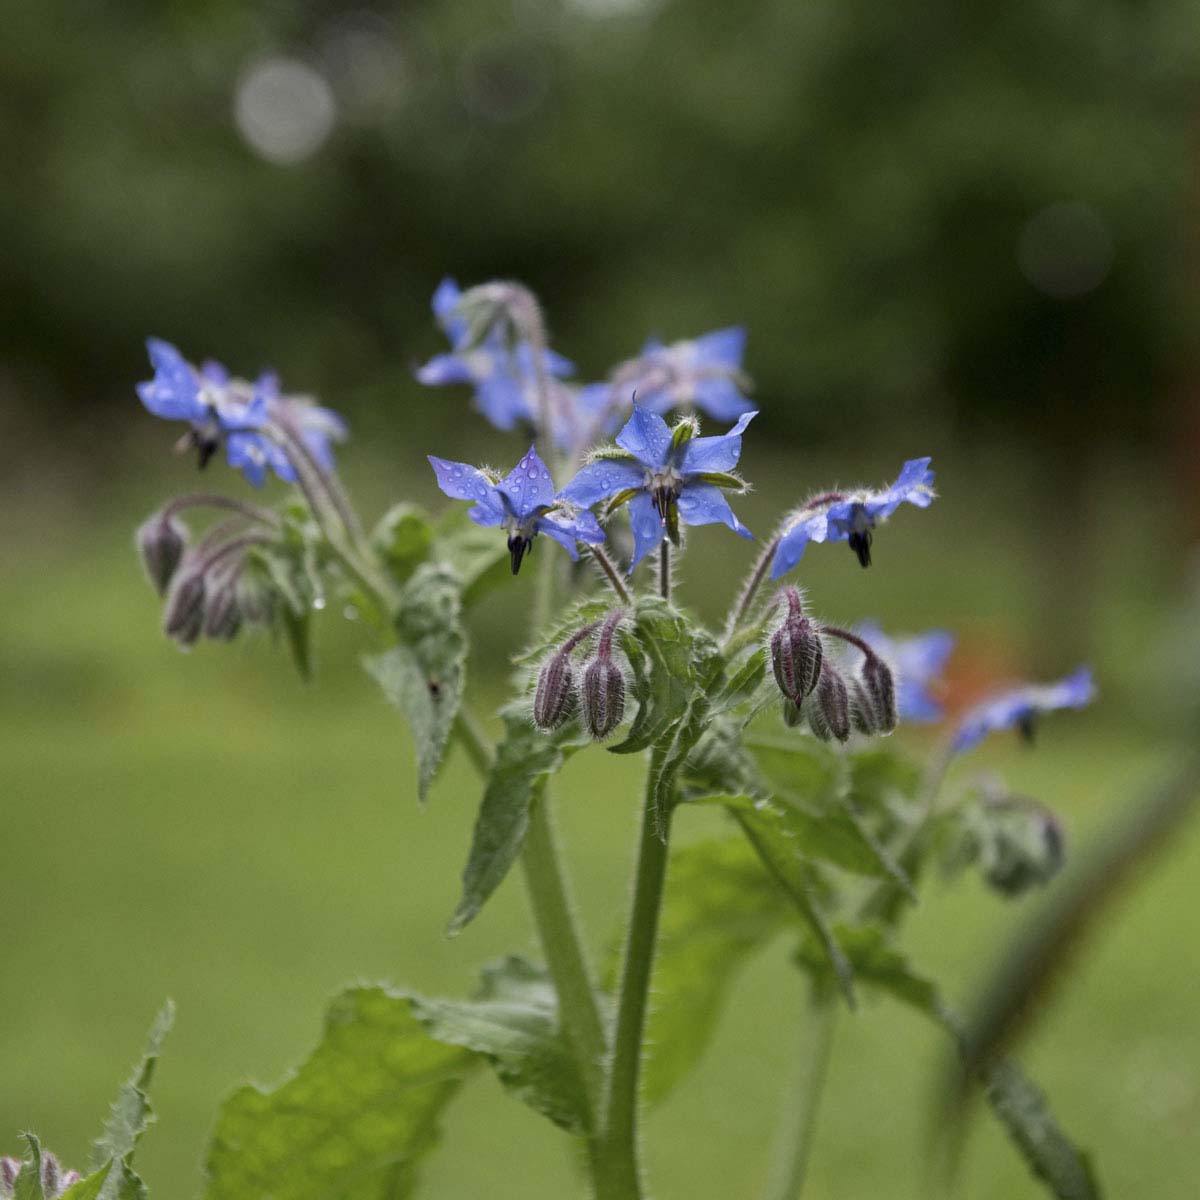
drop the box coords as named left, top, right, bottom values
left=581, top=657, right=626, bottom=739
left=781, top=697, right=805, bottom=728
left=860, top=653, right=897, bottom=733
left=533, top=651, right=577, bottom=730
left=203, top=579, right=243, bottom=641
left=163, top=570, right=207, bottom=647
left=808, top=662, right=850, bottom=742
left=235, top=574, right=276, bottom=626
left=40, top=1151, right=60, bottom=1197
left=848, top=678, right=879, bottom=735
left=1, top=1159, right=19, bottom=1189
left=136, top=513, right=188, bottom=595
left=770, top=588, right=822, bottom=703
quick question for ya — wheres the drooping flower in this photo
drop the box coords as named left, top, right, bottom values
left=951, top=667, right=1096, bottom=754
left=415, top=277, right=575, bottom=434
left=558, top=405, right=756, bottom=571
left=771, top=457, right=936, bottom=579
left=857, top=621, right=955, bottom=722
left=599, top=327, right=754, bottom=421
left=428, top=446, right=604, bottom=575
left=137, top=339, right=347, bottom=488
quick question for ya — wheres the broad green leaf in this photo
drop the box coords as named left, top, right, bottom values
left=363, top=563, right=466, bottom=802
left=411, top=957, right=590, bottom=1134
left=203, top=987, right=475, bottom=1200
left=92, top=1001, right=173, bottom=1200
left=635, top=839, right=792, bottom=1104
left=795, top=929, right=1100, bottom=1200
left=13, top=1134, right=44, bottom=1200
left=448, top=711, right=587, bottom=935
left=713, top=647, right=768, bottom=712
left=58, top=1163, right=113, bottom=1200
left=371, top=503, right=434, bottom=586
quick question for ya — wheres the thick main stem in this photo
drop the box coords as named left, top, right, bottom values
left=762, top=992, right=837, bottom=1200
left=595, top=750, right=673, bottom=1199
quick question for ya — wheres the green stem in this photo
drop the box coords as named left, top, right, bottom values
left=762, top=990, right=837, bottom=1200
left=721, top=533, right=780, bottom=649
left=659, top=540, right=671, bottom=601
left=595, top=747, right=673, bottom=1199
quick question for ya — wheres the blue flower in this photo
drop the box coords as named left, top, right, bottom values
left=771, top=457, right=936, bottom=578
left=857, top=622, right=955, bottom=722
left=558, top=406, right=756, bottom=571
left=137, top=339, right=347, bottom=488
left=951, top=667, right=1096, bottom=754
left=602, top=327, right=754, bottom=422
left=416, top=277, right=575, bottom=434
left=428, top=446, right=604, bottom=575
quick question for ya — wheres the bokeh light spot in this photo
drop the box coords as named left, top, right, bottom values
left=1017, top=202, right=1113, bottom=300
left=234, top=57, right=337, bottom=165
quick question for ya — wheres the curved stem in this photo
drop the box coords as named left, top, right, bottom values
left=763, top=990, right=837, bottom=1200
left=588, top=545, right=633, bottom=604
left=162, top=493, right=282, bottom=527
left=721, top=533, right=781, bottom=648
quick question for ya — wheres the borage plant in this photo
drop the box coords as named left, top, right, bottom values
left=4, top=280, right=1103, bottom=1200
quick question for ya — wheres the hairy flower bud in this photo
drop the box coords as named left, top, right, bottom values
left=1, top=1159, right=19, bottom=1190
left=808, top=663, right=850, bottom=742
left=860, top=654, right=897, bottom=733
left=581, top=656, right=626, bottom=739
left=235, top=574, right=276, bottom=627
left=848, top=679, right=879, bottom=735
left=163, top=570, right=206, bottom=647
left=781, top=697, right=805, bottom=728
left=533, top=651, right=576, bottom=730
left=136, top=513, right=188, bottom=595
left=770, top=589, right=822, bottom=703
left=203, top=578, right=243, bottom=641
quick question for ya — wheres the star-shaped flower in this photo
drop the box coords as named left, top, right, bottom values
left=951, top=667, right=1096, bottom=753
left=428, top=446, right=604, bottom=574
left=771, top=457, right=936, bottom=578
left=856, top=621, right=955, bottom=722
left=558, top=406, right=756, bottom=571
left=416, top=277, right=575, bottom=433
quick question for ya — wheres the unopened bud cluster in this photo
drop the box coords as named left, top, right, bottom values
left=769, top=589, right=897, bottom=742
left=0, top=1150, right=81, bottom=1199
left=533, top=610, right=627, bottom=740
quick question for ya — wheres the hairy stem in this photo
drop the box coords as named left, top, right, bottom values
left=595, top=745, right=673, bottom=1199
left=721, top=533, right=780, bottom=647
left=588, top=545, right=633, bottom=604
left=763, top=991, right=837, bottom=1200
left=161, top=493, right=282, bottom=527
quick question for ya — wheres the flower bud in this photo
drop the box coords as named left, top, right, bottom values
left=848, top=678, right=879, bottom=735
left=808, top=663, right=850, bottom=742
left=770, top=591, right=823, bottom=703
left=1, top=1159, right=19, bottom=1190
left=236, top=574, right=276, bottom=627
left=781, top=697, right=805, bottom=728
left=533, top=651, right=576, bottom=730
left=163, top=570, right=206, bottom=647
left=860, top=653, right=897, bottom=733
left=136, top=513, right=188, bottom=595
left=581, top=656, right=626, bottom=739
left=203, top=579, right=243, bottom=641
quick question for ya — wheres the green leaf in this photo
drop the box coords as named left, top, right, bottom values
left=635, top=839, right=792, bottom=1104
left=448, top=711, right=587, bottom=935
left=92, top=1001, right=173, bottom=1200
left=371, top=503, right=434, bottom=586
left=795, top=929, right=1101, bottom=1200
left=58, top=1164, right=113, bottom=1200
left=363, top=563, right=466, bottom=803
left=279, top=604, right=312, bottom=682
left=203, top=987, right=475, bottom=1200
left=13, top=1134, right=44, bottom=1200
left=411, top=957, right=590, bottom=1134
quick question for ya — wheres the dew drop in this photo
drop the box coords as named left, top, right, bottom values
left=312, top=595, right=326, bottom=611
left=343, top=603, right=359, bottom=621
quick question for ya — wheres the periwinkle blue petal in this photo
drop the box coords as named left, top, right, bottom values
left=677, top=410, right=757, bottom=474
left=138, top=338, right=205, bottom=422
left=498, top=446, right=556, bottom=521
left=558, top=458, right=645, bottom=507
left=858, top=622, right=955, bottom=722
left=428, top=455, right=505, bottom=524
left=676, top=482, right=754, bottom=539
left=416, top=352, right=476, bottom=387
left=951, top=667, right=1096, bottom=753
left=615, top=405, right=673, bottom=470
left=432, top=276, right=468, bottom=344
left=692, top=375, right=755, bottom=421
left=770, top=510, right=830, bottom=579
left=691, top=325, right=746, bottom=368
left=627, top=490, right=667, bottom=571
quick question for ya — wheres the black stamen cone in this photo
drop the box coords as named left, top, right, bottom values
left=1017, top=711, right=1036, bottom=745
left=508, top=534, right=533, bottom=575
left=848, top=528, right=873, bottom=568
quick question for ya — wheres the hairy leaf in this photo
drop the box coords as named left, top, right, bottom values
left=412, top=957, right=590, bottom=1133
left=203, top=987, right=475, bottom=1200
left=363, top=563, right=466, bottom=802
left=92, top=1001, right=174, bottom=1200
left=371, top=503, right=434, bottom=586
left=13, top=1135, right=44, bottom=1200
left=448, top=711, right=587, bottom=935
left=58, top=1164, right=113, bottom=1200
left=432, top=509, right=509, bottom=608
left=635, top=839, right=792, bottom=1103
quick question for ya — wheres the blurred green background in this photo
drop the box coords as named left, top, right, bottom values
left=3, top=1, right=1200, bottom=1197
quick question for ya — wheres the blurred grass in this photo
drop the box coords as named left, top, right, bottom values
left=1, top=453, right=1197, bottom=1199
